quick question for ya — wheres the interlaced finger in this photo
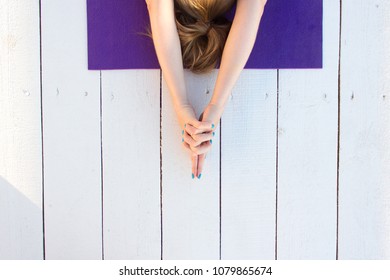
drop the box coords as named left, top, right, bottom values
left=190, top=141, right=212, bottom=155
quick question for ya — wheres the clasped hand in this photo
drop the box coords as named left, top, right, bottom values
left=175, top=103, right=223, bottom=179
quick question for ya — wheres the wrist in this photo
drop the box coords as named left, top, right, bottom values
left=173, top=100, right=191, bottom=112
left=208, top=101, right=225, bottom=114
left=209, top=92, right=229, bottom=111
left=164, top=79, right=189, bottom=109
left=203, top=103, right=225, bottom=124
left=173, top=96, right=190, bottom=109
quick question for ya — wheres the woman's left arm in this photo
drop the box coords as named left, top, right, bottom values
left=196, top=0, right=267, bottom=177
left=209, top=0, right=267, bottom=111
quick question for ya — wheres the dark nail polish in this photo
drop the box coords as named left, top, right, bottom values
left=198, top=173, right=202, bottom=179
left=192, top=173, right=195, bottom=179
left=182, top=138, right=184, bottom=142
left=184, top=124, right=186, bottom=128
left=182, top=130, right=184, bottom=135
left=212, top=132, right=215, bottom=136
left=211, top=123, right=215, bottom=129
left=210, top=139, right=213, bottom=144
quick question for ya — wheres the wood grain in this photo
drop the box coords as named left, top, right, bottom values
left=101, top=70, right=161, bottom=259
left=339, top=0, right=390, bottom=259
left=277, top=0, right=340, bottom=259
left=0, top=0, right=43, bottom=260
left=162, top=71, right=220, bottom=259
left=221, top=70, right=277, bottom=259
left=1, top=0, right=390, bottom=260
left=41, top=0, right=102, bottom=259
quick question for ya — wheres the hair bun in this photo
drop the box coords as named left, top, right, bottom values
left=195, top=19, right=213, bottom=35
left=173, top=0, right=236, bottom=74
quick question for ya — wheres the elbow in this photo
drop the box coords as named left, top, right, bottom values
left=253, top=0, right=267, bottom=7
left=256, top=0, right=267, bottom=14
left=241, top=0, right=267, bottom=9
left=262, top=0, right=267, bottom=11
left=258, top=0, right=267, bottom=7
left=241, top=0, right=267, bottom=16
left=145, top=0, right=153, bottom=11
left=145, top=0, right=164, bottom=12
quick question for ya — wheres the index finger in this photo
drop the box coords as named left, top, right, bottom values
left=185, top=123, right=214, bottom=136
left=197, top=153, right=206, bottom=179
left=191, top=153, right=198, bottom=179
left=187, top=119, right=214, bottom=131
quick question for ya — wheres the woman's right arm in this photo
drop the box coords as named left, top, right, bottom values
left=146, top=0, right=188, bottom=109
left=146, top=0, right=213, bottom=131
left=146, top=0, right=214, bottom=178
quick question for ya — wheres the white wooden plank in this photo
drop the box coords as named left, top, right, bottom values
left=277, top=0, right=339, bottom=259
left=102, top=70, right=161, bottom=259
left=221, top=70, right=277, bottom=259
left=339, top=0, right=390, bottom=259
left=41, top=0, right=102, bottom=259
left=162, top=71, right=220, bottom=259
left=0, top=0, right=43, bottom=259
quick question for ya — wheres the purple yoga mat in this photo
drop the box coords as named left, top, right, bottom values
left=87, top=0, right=323, bottom=70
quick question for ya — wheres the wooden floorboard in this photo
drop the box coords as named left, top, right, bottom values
left=41, top=0, right=102, bottom=259
left=339, top=0, right=390, bottom=259
left=0, top=0, right=43, bottom=260
left=1, top=0, right=389, bottom=260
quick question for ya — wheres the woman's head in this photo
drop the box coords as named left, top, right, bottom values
left=174, top=0, right=236, bottom=74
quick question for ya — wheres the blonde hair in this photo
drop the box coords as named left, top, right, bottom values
left=174, top=0, right=235, bottom=74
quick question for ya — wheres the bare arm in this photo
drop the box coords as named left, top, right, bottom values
left=196, top=0, right=267, bottom=178
left=146, top=0, right=188, bottom=108
left=210, top=0, right=267, bottom=109
left=146, top=0, right=213, bottom=179
left=146, top=0, right=212, bottom=130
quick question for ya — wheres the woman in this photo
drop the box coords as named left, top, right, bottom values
left=146, top=0, right=267, bottom=179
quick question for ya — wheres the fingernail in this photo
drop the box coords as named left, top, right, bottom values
left=184, top=124, right=186, bottom=128
left=182, top=130, right=184, bottom=135
left=210, top=139, right=212, bottom=144
left=211, top=123, right=215, bottom=128
left=212, top=132, right=215, bottom=136
left=192, top=173, right=195, bottom=179
left=198, top=173, right=202, bottom=179
left=182, top=138, right=184, bottom=142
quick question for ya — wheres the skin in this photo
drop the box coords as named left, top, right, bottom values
left=146, top=0, right=267, bottom=179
